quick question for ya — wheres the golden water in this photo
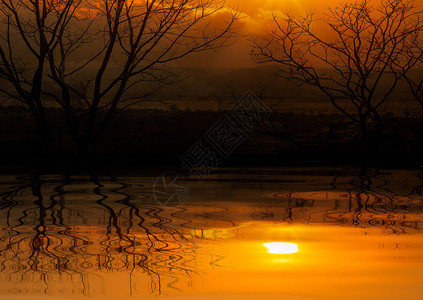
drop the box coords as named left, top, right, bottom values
left=0, top=168, right=422, bottom=299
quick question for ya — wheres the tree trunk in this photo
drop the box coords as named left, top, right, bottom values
left=77, top=138, right=91, bottom=156
left=359, top=116, right=370, bottom=151
left=31, top=107, right=55, bottom=152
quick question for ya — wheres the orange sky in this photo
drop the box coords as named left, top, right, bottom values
left=180, top=0, right=423, bottom=68
left=177, top=0, right=321, bottom=68
left=226, top=0, right=423, bottom=25
left=224, top=0, right=345, bottom=33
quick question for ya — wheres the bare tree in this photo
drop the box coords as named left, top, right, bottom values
left=251, top=0, right=422, bottom=141
left=0, top=0, right=239, bottom=153
left=394, top=25, right=423, bottom=106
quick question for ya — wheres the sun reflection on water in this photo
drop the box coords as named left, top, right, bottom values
left=263, top=242, right=299, bottom=254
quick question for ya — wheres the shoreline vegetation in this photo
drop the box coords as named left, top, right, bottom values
left=1, top=105, right=422, bottom=168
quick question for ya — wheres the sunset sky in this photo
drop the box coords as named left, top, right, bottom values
left=182, top=0, right=423, bottom=68
left=183, top=0, right=312, bottom=68
left=225, top=0, right=423, bottom=29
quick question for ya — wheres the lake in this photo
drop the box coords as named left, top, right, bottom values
left=1, top=166, right=422, bottom=300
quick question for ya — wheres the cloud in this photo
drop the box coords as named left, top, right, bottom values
left=223, top=0, right=307, bottom=33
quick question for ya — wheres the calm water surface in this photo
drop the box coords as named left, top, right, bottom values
left=0, top=167, right=422, bottom=300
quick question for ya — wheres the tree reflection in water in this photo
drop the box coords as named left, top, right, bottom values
left=270, top=168, right=423, bottom=234
left=0, top=168, right=422, bottom=297
left=0, top=174, right=212, bottom=296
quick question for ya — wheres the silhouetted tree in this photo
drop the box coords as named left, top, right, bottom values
left=252, top=0, right=422, bottom=142
left=392, top=22, right=423, bottom=107
left=0, top=0, right=239, bottom=153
